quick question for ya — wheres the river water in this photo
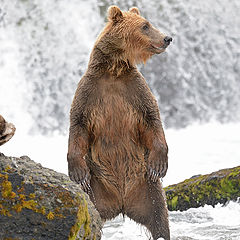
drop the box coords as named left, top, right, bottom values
left=102, top=200, right=240, bottom=240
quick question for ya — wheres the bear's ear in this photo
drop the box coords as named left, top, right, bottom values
left=108, top=5, right=123, bottom=23
left=129, top=7, right=140, bottom=15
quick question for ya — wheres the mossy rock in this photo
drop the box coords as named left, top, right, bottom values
left=0, top=153, right=102, bottom=240
left=164, top=166, right=240, bottom=211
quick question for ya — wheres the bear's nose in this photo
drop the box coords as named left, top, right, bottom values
left=164, top=36, right=172, bottom=44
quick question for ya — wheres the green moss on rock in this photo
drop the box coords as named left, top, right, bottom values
left=69, top=195, right=92, bottom=240
left=164, top=166, right=240, bottom=211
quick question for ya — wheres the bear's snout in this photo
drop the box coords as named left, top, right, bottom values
left=164, top=36, right=172, bottom=46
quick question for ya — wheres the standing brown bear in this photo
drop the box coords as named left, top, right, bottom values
left=68, top=5, right=172, bottom=240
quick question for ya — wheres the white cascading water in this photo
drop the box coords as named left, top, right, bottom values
left=0, top=0, right=240, bottom=239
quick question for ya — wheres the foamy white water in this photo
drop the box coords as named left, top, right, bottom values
left=102, top=200, right=240, bottom=240
left=0, top=21, right=32, bottom=133
left=169, top=201, right=240, bottom=240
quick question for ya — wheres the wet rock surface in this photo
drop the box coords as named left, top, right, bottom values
left=164, top=166, right=240, bottom=211
left=0, top=153, right=102, bottom=240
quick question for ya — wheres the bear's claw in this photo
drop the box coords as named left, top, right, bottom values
left=68, top=165, right=90, bottom=187
left=69, top=166, right=92, bottom=193
left=80, top=177, right=91, bottom=193
left=148, top=167, right=164, bottom=182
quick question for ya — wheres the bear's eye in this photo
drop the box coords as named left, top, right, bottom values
left=142, top=23, right=150, bottom=31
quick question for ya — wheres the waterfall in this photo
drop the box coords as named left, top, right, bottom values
left=0, top=0, right=239, bottom=134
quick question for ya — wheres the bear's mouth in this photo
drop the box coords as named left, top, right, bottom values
left=150, top=44, right=167, bottom=54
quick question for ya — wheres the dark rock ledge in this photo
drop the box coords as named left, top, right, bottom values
left=0, top=153, right=102, bottom=240
left=164, top=166, right=240, bottom=211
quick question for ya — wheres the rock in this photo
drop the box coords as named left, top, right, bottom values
left=0, top=115, right=16, bottom=146
left=0, top=154, right=102, bottom=240
left=164, top=166, right=240, bottom=211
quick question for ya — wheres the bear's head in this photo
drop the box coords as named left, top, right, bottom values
left=96, top=6, right=172, bottom=66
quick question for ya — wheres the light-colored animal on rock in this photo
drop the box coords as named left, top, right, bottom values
left=0, top=115, right=15, bottom=146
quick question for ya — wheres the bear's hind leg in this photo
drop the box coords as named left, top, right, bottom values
left=125, top=180, right=170, bottom=240
left=90, top=175, right=122, bottom=221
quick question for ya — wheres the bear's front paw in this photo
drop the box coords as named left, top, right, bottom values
left=68, top=157, right=91, bottom=192
left=69, top=167, right=91, bottom=192
left=147, top=148, right=168, bottom=182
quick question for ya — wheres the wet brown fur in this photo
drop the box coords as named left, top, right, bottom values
left=68, top=6, right=170, bottom=240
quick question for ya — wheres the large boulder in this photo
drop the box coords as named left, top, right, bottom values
left=164, top=166, right=240, bottom=211
left=0, top=153, right=102, bottom=240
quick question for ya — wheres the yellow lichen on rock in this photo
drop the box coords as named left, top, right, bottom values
left=47, top=211, right=55, bottom=220
left=0, top=170, right=49, bottom=218
left=1, top=174, right=16, bottom=199
left=69, top=196, right=92, bottom=240
left=0, top=155, right=102, bottom=239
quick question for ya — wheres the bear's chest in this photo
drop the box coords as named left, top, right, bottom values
left=87, top=78, right=140, bottom=137
left=89, top=92, right=139, bottom=139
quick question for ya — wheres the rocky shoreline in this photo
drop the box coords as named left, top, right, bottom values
left=0, top=153, right=102, bottom=240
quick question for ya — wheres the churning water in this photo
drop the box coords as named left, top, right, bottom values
left=0, top=0, right=240, bottom=239
left=102, top=200, right=240, bottom=240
